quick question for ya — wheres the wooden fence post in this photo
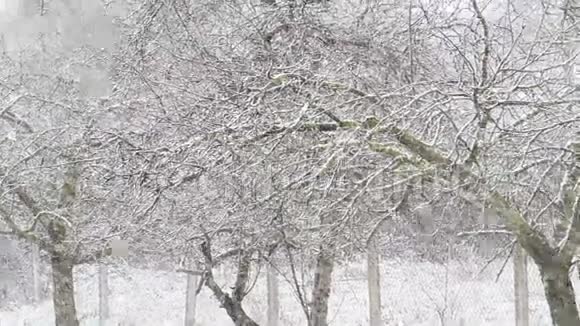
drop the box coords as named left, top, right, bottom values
left=267, top=263, right=279, bottom=326
left=99, top=263, right=109, bottom=326
left=514, top=243, right=529, bottom=326
left=367, top=239, right=382, bottom=326
left=31, top=244, right=41, bottom=303
left=183, top=262, right=200, bottom=326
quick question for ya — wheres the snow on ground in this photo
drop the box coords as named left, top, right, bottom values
left=0, top=258, right=574, bottom=325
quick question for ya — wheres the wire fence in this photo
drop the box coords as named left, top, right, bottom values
left=1, top=249, right=576, bottom=325
left=333, top=257, right=548, bottom=326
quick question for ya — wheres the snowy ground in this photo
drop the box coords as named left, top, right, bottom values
left=0, top=258, right=572, bottom=325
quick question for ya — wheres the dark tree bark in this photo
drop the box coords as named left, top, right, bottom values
left=200, top=241, right=260, bottom=326
left=309, top=247, right=334, bottom=326
left=539, top=262, right=580, bottom=326
left=50, top=252, right=79, bottom=326
left=214, top=291, right=259, bottom=326
left=48, top=215, right=79, bottom=326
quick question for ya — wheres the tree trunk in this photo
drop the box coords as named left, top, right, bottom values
left=200, top=242, right=259, bottom=326
left=204, top=275, right=259, bottom=326
left=309, top=248, right=334, bottom=326
left=50, top=252, right=79, bottom=326
left=539, top=263, right=580, bottom=326
left=223, top=298, right=259, bottom=326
